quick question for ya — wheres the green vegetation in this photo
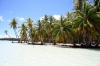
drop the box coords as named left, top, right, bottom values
left=3, top=0, right=100, bottom=47
left=10, top=18, right=19, bottom=38
left=4, top=30, right=11, bottom=38
left=0, top=38, right=19, bottom=41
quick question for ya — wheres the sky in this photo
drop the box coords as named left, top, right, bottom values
left=0, top=0, right=74, bottom=38
left=1, top=0, right=92, bottom=38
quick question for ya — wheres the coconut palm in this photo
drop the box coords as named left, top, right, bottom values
left=4, top=30, right=11, bottom=38
left=48, top=15, right=55, bottom=42
left=19, top=23, right=28, bottom=42
left=10, top=18, right=18, bottom=39
left=31, top=26, right=41, bottom=43
left=37, top=20, right=45, bottom=44
left=42, top=15, right=55, bottom=43
left=74, top=1, right=100, bottom=46
left=65, top=12, right=77, bottom=44
left=53, top=15, right=73, bottom=43
left=42, top=15, right=50, bottom=42
left=26, top=18, right=33, bottom=42
left=74, top=0, right=87, bottom=11
left=93, top=0, right=100, bottom=46
left=93, top=0, right=100, bottom=12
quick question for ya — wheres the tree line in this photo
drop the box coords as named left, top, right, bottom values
left=4, top=0, right=100, bottom=47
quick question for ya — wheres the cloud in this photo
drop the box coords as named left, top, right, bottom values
left=53, top=15, right=61, bottom=20
left=0, top=15, right=4, bottom=21
left=19, top=18, right=24, bottom=21
left=8, top=17, right=25, bottom=22
left=16, top=17, right=25, bottom=21
left=40, top=16, right=44, bottom=20
left=40, top=15, right=61, bottom=21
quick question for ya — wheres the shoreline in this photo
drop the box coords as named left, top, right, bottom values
left=1, top=40, right=98, bottom=48
left=20, top=42, right=100, bottom=48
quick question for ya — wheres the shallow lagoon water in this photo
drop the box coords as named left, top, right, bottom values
left=0, top=41, right=100, bottom=66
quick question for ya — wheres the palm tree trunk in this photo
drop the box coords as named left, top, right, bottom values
left=6, top=33, right=11, bottom=38
left=40, top=36, right=42, bottom=44
left=71, top=36, right=73, bottom=44
left=96, top=34, right=100, bottom=47
left=53, top=39, right=56, bottom=46
left=87, top=35, right=92, bottom=46
left=6, top=33, right=13, bottom=42
left=14, top=29, right=19, bottom=42
left=71, top=35, right=76, bottom=46
left=26, top=34, right=28, bottom=43
left=83, top=34, right=86, bottom=44
left=78, top=35, right=79, bottom=44
left=7, top=34, right=11, bottom=38
left=98, top=35, right=100, bottom=45
left=63, top=35, right=66, bottom=44
left=30, top=28, right=34, bottom=44
left=14, top=29, right=18, bottom=38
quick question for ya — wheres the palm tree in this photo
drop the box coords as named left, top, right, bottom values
left=31, top=26, right=40, bottom=43
left=93, top=0, right=100, bottom=46
left=10, top=18, right=18, bottom=40
left=73, top=1, right=100, bottom=46
left=65, top=12, right=77, bottom=44
left=41, top=15, right=56, bottom=43
left=74, top=0, right=87, bottom=11
left=48, top=15, right=55, bottom=43
left=4, top=30, right=11, bottom=38
left=19, top=23, right=28, bottom=42
left=93, top=0, right=100, bottom=12
left=53, top=15, right=73, bottom=43
left=42, top=15, right=50, bottom=42
left=26, top=18, right=33, bottom=43
left=37, top=20, right=44, bottom=44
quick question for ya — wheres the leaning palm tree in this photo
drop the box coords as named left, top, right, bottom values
left=10, top=18, right=18, bottom=39
left=4, top=30, right=13, bottom=42
left=4, top=30, right=11, bottom=38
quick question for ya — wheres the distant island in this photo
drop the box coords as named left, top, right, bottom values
left=0, top=38, right=19, bottom=41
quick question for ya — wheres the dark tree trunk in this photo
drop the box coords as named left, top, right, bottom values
left=96, top=35, right=100, bottom=47
left=83, top=34, right=86, bottom=44
left=87, top=35, right=92, bottom=47
left=14, top=29, right=18, bottom=38
left=53, top=40, right=56, bottom=46
left=14, top=29, right=19, bottom=43
left=72, top=36, right=76, bottom=46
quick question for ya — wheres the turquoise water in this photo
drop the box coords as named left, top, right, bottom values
left=0, top=41, right=100, bottom=66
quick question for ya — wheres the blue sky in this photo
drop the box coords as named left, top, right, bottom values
left=0, top=0, right=94, bottom=38
left=0, top=0, right=74, bottom=38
